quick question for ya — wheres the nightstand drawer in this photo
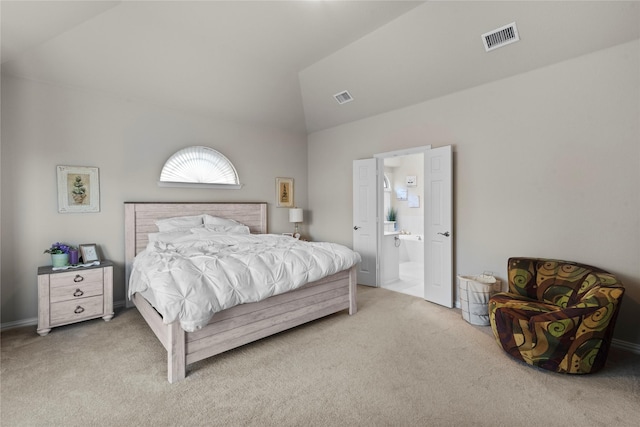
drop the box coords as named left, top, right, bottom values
left=50, top=295, right=104, bottom=326
left=50, top=269, right=103, bottom=288
left=50, top=281, right=103, bottom=303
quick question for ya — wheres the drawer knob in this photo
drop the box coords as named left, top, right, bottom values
left=73, top=289, right=84, bottom=297
left=73, top=275, right=84, bottom=283
left=74, top=306, right=85, bottom=314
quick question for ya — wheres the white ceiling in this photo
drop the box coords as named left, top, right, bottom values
left=0, top=0, right=423, bottom=133
left=2, top=1, right=639, bottom=134
left=301, top=1, right=640, bottom=132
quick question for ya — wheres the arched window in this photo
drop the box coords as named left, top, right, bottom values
left=383, top=174, right=391, bottom=192
left=158, top=146, right=242, bottom=189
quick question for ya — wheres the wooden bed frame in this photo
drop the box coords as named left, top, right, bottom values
left=124, top=202, right=357, bottom=383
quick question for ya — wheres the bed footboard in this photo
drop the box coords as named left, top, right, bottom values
left=132, top=266, right=356, bottom=383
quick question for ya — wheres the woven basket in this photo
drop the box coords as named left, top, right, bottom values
left=458, top=273, right=501, bottom=326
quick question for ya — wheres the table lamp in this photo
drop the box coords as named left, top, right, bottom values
left=289, top=208, right=303, bottom=239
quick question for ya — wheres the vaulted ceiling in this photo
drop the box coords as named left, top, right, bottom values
left=2, top=1, right=639, bottom=134
left=1, top=0, right=422, bottom=133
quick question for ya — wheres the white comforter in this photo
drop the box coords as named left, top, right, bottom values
left=128, top=230, right=361, bottom=332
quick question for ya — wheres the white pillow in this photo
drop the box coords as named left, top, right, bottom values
left=155, top=215, right=203, bottom=232
left=195, top=224, right=251, bottom=234
left=148, top=229, right=195, bottom=243
left=203, top=215, right=244, bottom=226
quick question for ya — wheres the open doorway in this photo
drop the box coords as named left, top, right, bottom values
left=353, top=145, right=453, bottom=307
left=380, top=152, right=424, bottom=298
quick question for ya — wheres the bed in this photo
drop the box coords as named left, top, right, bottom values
left=124, top=202, right=358, bottom=382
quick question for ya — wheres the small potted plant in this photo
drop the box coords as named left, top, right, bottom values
left=44, top=242, right=75, bottom=267
left=386, top=207, right=397, bottom=222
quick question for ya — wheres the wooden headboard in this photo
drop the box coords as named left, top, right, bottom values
left=124, top=202, right=268, bottom=306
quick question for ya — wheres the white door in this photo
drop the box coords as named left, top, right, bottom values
left=352, top=158, right=379, bottom=286
left=424, top=145, right=453, bottom=307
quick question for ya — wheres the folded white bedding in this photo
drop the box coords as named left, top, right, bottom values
left=128, top=230, right=361, bottom=332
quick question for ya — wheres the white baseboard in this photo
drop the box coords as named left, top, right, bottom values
left=1, top=316, right=38, bottom=331
left=612, top=338, right=640, bottom=355
left=1, top=300, right=127, bottom=331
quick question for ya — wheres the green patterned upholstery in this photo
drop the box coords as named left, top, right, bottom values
left=489, top=258, right=624, bottom=374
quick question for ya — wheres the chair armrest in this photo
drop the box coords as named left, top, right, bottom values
left=529, top=285, right=623, bottom=327
left=490, top=292, right=558, bottom=314
left=528, top=305, right=600, bottom=324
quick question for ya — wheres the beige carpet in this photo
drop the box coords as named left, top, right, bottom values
left=2, top=286, right=639, bottom=426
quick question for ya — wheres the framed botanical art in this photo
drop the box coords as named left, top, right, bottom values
left=276, top=177, right=294, bottom=208
left=57, top=166, right=100, bottom=213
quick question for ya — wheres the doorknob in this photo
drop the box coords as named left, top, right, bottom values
left=437, top=231, right=450, bottom=237
left=353, top=226, right=361, bottom=230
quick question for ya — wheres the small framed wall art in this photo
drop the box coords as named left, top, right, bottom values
left=57, top=166, right=100, bottom=213
left=406, top=175, right=417, bottom=187
left=276, top=177, right=294, bottom=208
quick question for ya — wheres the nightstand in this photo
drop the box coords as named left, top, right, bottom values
left=37, top=261, right=114, bottom=336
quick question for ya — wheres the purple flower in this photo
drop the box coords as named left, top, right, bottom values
left=44, top=242, right=75, bottom=255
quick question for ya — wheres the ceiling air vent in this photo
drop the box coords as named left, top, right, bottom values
left=333, top=90, right=354, bottom=105
left=482, top=22, right=519, bottom=52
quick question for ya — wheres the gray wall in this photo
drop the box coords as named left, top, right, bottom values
left=307, top=40, right=640, bottom=346
left=1, top=75, right=308, bottom=325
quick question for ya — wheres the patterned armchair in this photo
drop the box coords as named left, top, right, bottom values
left=489, top=257, right=624, bottom=374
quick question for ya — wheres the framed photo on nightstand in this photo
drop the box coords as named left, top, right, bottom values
left=79, top=244, right=100, bottom=263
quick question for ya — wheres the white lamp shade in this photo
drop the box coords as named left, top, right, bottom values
left=289, top=208, right=303, bottom=223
